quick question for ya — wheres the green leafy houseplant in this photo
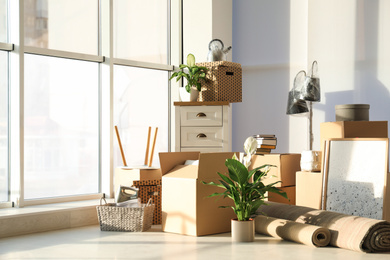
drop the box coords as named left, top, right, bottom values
left=202, top=137, right=288, bottom=221
left=169, top=53, right=208, bottom=93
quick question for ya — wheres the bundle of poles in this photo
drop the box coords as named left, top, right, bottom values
left=114, top=125, right=158, bottom=168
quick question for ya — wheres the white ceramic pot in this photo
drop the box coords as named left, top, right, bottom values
left=300, top=150, right=322, bottom=172
left=231, top=218, right=255, bottom=242
left=179, top=86, right=199, bottom=102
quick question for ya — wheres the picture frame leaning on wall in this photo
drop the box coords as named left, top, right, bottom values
left=321, top=138, right=389, bottom=221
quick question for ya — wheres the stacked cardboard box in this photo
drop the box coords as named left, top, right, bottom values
left=114, top=168, right=162, bottom=224
left=249, top=153, right=301, bottom=205
left=132, top=179, right=162, bottom=225
left=296, top=121, right=388, bottom=209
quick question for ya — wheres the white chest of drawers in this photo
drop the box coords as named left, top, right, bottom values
left=174, top=101, right=232, bottom=152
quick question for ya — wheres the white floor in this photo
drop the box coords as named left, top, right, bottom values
left=0, top=225, right=389, bottom=260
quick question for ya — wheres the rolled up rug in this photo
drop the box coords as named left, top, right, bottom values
left=258, top=202, right=390, bottom=253
left=255, top=215, right=331, bottom=247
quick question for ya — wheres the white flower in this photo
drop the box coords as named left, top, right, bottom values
left=242, top=136, right=258, bottom=168
left=244, top=136, right=257, bottom=156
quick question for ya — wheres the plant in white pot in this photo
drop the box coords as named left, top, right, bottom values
left=169, top=53, right=208, bottom=102
left=202, top=137, right=288, bottom=242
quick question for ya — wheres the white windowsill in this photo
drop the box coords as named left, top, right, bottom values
left=0, top=199, right=113, bottom=238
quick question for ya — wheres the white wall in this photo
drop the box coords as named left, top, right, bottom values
left=232, top=0, right=390, bottom=153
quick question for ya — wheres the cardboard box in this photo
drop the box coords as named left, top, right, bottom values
left=114, top=167, right=161, bottom=193
left=320, top=121, right=388, bottom=152
left=267, top=186, right=295, bottom=205
left=196, top=61, right=242, bottom=103
left=159, top=152, right=237, bottom=236
left=249, top=154, right=301, bottom=187
left=133, top=179, right=162, bottom=225
left=296, top=171, right=323, bottom=209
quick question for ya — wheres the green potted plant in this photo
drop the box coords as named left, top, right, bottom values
left=202, top=137, right=288, bottom=242
left=169, top=53, right=208, bottom=102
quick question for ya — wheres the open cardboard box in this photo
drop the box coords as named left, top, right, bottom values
left=249, top=153, right=301, bottom=187
left=159, top=152, right=237, bottom=236
left=267, top=186, right=296, bottom=205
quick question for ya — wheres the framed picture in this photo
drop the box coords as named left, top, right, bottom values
left=321, top=138, right=389, bottom=220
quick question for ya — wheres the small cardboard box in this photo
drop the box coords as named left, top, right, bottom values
left=114, top=167, right=161, bottom=193
left=159, top=152, right=237, bottom=236
left=196, top=61, right=242, bottom=103
left=133, top=180, right=162, bottom=225
left=296, top=171, right=323, bottom=209
left=267, top=186, right=296, bottom=205
left=320, top=121, right=388, bottom=152
left=249, top=154, right=301, bottom=187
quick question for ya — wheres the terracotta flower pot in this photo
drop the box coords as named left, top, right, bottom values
left=231, top=218, right=255, bottom=242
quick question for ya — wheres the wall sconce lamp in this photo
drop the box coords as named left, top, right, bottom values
left=286, top=61, right=321, bottom=150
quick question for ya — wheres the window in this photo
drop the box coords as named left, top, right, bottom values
left=113, top=66, right=169, bottom=167
left=24, top=0, right=98, bottom=55
left=19, top=0, right=101, bottom=202
left=24, top=54, right=99, bottom=199
left=112, top=0, right=171, bottom=167
left=0, top=0, right=9, bottom=204
left=0, top=0, right=7, bottom=42
left=114, top=0, right=168, bottom=64
left=0, top=51, right=8, bottom=202
left=1, top=0, right=174, bottom=207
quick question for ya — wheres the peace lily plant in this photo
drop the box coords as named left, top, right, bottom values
left=169, top=53, right=208, bottom=93
left=203, top=136, right=287, bottom=222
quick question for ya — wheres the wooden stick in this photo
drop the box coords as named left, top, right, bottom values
left=114, top=125, right=127, bottom=166
left=144, top=126, right=152, bottom=165
left=148, top=127, right=158, bottom=167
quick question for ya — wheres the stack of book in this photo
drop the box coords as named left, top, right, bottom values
left=253, top=134, right=277, bottom=154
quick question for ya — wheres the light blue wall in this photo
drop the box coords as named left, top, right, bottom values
left=231, top=0, right=390, bottom=153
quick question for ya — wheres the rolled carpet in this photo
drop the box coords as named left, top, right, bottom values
left=258, top=202, right=390, bottom=253
left=255, top=215, right=331, bottom=247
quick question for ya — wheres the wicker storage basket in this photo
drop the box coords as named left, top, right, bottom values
left=133, top=179, right=162, bottom=225
left=196, top=61, right=242, bottom=103
left=96, top=198, right=154, bottom=232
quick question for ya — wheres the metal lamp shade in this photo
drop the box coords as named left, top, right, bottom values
left=286, top=90, right=309, bottom=115
left=297, top=76, right=321, bottom=102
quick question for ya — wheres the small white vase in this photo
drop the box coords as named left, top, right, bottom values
left=189, top=87, right=199, bottom=102
left=179, top=86, right=199, bottom=102
left=231, top=218, right=255, bottom=242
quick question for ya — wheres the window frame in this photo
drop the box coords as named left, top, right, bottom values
left=1, top=0, right=178, bottom=208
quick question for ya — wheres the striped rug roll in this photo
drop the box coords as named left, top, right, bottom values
left=257, top=202, right=390, bottom=253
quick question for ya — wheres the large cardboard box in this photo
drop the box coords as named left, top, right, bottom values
left=295, top=171, right=323, bottom=209
left=267, top=186, right=296, bottom=205
left=320, top=121, right=388, bottom=152
left=159, top=152, right=237, bottom=236
left=249, top=154, right=301, bottom=187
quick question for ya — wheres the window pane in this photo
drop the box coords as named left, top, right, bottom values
left=0, top=51, right=8, bottom=202
left=24, top=0, right=98, bottom=55
left=114, top=66, right=168, bottom=167
left=0, top=0, right=6, bottom=42
left=24, top=54, right=99, bottom=199
left=114, top=0, right=168, bottom=64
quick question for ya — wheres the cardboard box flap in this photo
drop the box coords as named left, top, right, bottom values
left=164, top=165, right=198, bottom=179
left=198, top=152, right=235, bottom=180
left=159, top=152, right=200, bottom=176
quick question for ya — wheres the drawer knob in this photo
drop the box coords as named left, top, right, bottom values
left=196, top=112, right=207, bottom=118
left=197, top=133, right=207, bottom=138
